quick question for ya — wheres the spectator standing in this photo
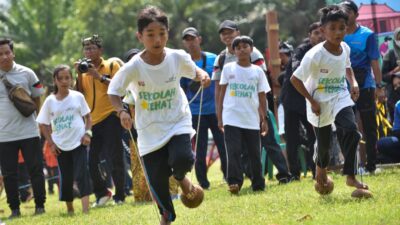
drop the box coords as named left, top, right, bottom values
left=181, top=27, right=227, bottom=189
left=0, top=38, right=46, bottom=218
left=341, top=0, right=384, bottom=174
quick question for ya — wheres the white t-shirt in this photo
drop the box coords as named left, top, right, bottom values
left=220, top=62, right=270, bottom=130
left=108, top=48, right=197, bottom=156
left=36, top=90, right=90, bottom=151
left=293, top=41, right=354, bottom=127
left=0, top=63, right=43, bottom=142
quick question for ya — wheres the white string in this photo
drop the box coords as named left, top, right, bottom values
left=191, top=86, right=204, bottom=181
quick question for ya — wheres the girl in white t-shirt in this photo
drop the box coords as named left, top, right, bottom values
left=37, top=65, right=92, bottom=214
left=290, top=5, right=369, bottom=196
left=217, top=36, right=268, bottom=194
left=108, top=6, right=210, bottom=225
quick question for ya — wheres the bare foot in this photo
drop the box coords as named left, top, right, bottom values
left=346, top=175, right=368, bottom=190
left=315, top=166, right=328, bottom=186
left=160, top=216, right=171, bottom=225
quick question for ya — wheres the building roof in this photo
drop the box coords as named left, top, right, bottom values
left=357, top=3, right=400, bottom=20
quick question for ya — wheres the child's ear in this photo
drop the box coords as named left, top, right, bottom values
left=136, top=32, right=143, bottom=43
left=320, top=26, right=326, bottom=36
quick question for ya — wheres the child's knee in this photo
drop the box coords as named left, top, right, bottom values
left=171, top=154, right=194, bottom=180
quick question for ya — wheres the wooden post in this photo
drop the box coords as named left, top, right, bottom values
left=266, top=10, right=280, bottom=117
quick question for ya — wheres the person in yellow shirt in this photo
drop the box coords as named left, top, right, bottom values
left=75, top=35, right=125, bottom=206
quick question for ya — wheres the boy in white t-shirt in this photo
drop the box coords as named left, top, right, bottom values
left=217, top=36, right=268, bottom=194
left=107, top=6, right=210, bottom=225
left=290, top=5, right=369, bottom=194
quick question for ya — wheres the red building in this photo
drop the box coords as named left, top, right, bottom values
left=357, top=3, right=400, bottom=33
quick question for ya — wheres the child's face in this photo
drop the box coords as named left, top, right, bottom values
left=234, top=42, right=252, bottom=61
left=322, top=19, right=347, bottom=46
left=55, top=69, right=72, bottom=91
left=137, top=21, right=168, bottom=55
left=220, top=29, right=240, bottom=48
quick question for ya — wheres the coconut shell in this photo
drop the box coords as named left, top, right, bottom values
left=180, top=185, right=204, bottom=208
left=314, top=178, right=334, bottom=195
left=351, top=189, right=373, bottom=199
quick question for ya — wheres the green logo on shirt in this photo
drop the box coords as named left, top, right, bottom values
left=53, top=114, right=73, bottom=132
left=138, top=88, right=176, bottom=111
left=317, top=77, right=346, bottom=93
left=229, top=83, right=256, bottom=98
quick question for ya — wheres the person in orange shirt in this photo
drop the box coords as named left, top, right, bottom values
left=43, top=140, right=59, bottom=195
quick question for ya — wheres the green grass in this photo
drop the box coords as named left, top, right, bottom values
left=1, top=162, right=400, bottom=225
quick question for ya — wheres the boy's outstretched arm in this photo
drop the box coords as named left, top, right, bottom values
left=290, top=76, right=321, bottom=116
left=194, top=67, right=211, bottom=88
left=345, top=68, right=360, bottom=101
left=217, top=84, right=228, bottom=132
left=109, top=94, right=132, bottom=130
left=258, top=92, right=268, bottom=136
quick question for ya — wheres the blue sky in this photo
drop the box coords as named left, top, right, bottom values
left=354, top=0, right=400, bottom=11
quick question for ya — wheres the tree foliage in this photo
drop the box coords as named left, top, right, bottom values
left=0, top=0, right=327, bottom=86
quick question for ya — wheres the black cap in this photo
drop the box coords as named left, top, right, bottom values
left=123, top=48, right=141, bottom=62
left=182, top=27, right=199, bottom=39
left=218, top=20, right=238, bottom=33
left=340, top=0, right=358, bottom=14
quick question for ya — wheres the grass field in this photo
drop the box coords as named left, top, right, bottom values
left=1, top=162, right=400, bottom=225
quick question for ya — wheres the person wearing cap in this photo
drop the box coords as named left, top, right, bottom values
left=341, top=0, right=383, bottom=174
left=213, top=20, right=292, bottom=183
left=75, top=34, right=126, bottom=206
left=181, top=27, right=227, bottom=189
left=382, top=28, right=400, bottom=121
left=281, top=22, right=324, bottom=180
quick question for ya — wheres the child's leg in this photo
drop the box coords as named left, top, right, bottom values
left=72, top=145, right=93, bottom=211
left=223, top=125, right=244, bottom=188
left=81, top=195, right=89, bottom=213
left=334, top=107, right=367, bottom=189
left=314, top=125, right=332, bottom=185
left=166, top=134, right=196, bottom=193
left=142, top=145, right=175, bottom=223
left=57, top=150, right=74, bottom=212
left=243, top=128, right=265, bottom=191
left=66, top=202, right=74, bottom=214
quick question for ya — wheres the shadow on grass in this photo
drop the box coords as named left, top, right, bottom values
left=317, top=194, right=375, bottom=205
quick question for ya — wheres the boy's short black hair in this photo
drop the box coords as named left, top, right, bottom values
left=319, top=5, right=348, bottom=26
left=308, top=22, right=321, bottom=34
left=340, top=0, right=358, bottom=14
left=82, top=34, right=102, bottom=48
left=232, top=36, right=253, bottom=50
left=137, top=6, right=168, bottom=33
left=384, top=36, right=392, bottom=42
left=0, top=38, right=14, bottom=52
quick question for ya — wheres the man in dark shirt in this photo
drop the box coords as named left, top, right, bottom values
left=281, top=22, right=324, bottom=180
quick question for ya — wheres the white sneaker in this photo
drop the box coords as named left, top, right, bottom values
left=357, top=167, right=370, bottom=176
left=92, top=190, right=112, bottom=207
